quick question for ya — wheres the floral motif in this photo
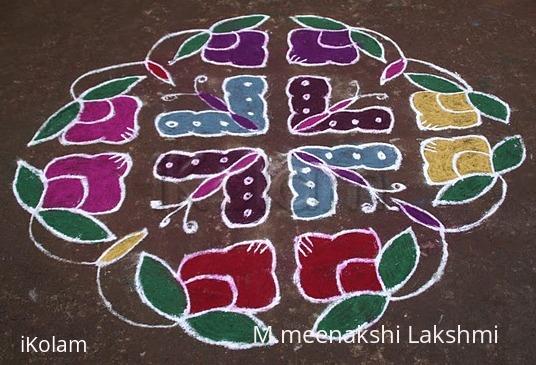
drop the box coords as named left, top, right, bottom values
left=61, top=96, right=141, bottom=144
left=177, top=240, right=279, bottom=314
left=202, top=31, right=268, bottom=67
left=294, top=229, right=383, bottom=302
left=287, top=29, right=359, bottom=65
left=410, top=91, right=480, bottom=130
left=421, top=135, right=493, bottom=185
left=42, top=153, right=132, bottom=214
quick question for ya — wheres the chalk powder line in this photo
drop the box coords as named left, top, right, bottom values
left=12, top=14, right=525, bottom=348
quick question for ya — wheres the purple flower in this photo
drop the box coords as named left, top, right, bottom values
left=202, top=31, right=268, bottom=67
left=61, top=96, right=141, bottom=144
left=287, top=29, right=359, bottom=65
left=41, top=153, right=132, bottom=214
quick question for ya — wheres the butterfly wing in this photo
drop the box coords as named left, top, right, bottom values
left=289, top=155, right=336, bottom=219
left=222, top=154, right=269, bottom=227
left=224, top=75, right=267, bottom=132
left=287, top=76, right=330, bottom=129
left=301, top=145, right=401, bottom=170
left=154, top=149, right=252, bottom=182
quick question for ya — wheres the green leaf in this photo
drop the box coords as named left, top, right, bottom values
left=378, top=228, right=419, bottom=290
left=468, top=91, right=510, bottom=123
left=350, top=30, right=384, bottom=61
left=173, top=31, right=210, bottom=61
left=434, top=174, right=496, bottom=205
left=185, top=311, right=275, bottom=348
left=28, top=101, right=80, bottom=146
left=81, top=76, right=145, bottom=100
left=405, top=73, right=465, bottom=93
left=37, top=209, right=115, bottom=243
left=313, top=294, right=388, bottom=337
left=136, top=253, right=187, bottom=319
left=211, top=14, right=269, bottom=33
left=13, top=161, right=44, bottom=211
left=291, top=15, right=347, bottom=30
left=492, top=135, right=526, bottom=173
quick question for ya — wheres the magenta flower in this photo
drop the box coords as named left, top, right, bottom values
left=61, top=96, right=141, bottom=145
left=202, top=31, right=268, bottom=67
left=41, top=153, right=132, bottom=214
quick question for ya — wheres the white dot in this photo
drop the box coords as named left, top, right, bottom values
left=244, top=82, right=253, bottom=87
left=165, top=120, right=178, bottom=128
left=246, top=97, right=253, bottom=102
left=375, top=117, right=382, bottom=123
left=378, top=151, right=386, bottom=160
left=301, top=80, right=310, bottom=86
left=303, top=93, right=311, bottom=100
left=325, top=152, right=333, bottom=160
left=220, top=157, right=229, bottom=163
left=243, top=192, right=253, bottom=200
left=329, top=120, right=337, bottom=127
left=305, top=181, right=315, bottom=188
left=220, top=120, right=229, bottom=127
left=191, top=159, right=200, bottom=166
left=301, top=167, right=311, bottom=174
left=351, top=119, right=359, bottom=125
left=244, top=176, right=254, bottom=185
left=353, top=153, right=361, bottom=160
left=243, top=209, right=252, bottom=217
left=303, top=108, right=310, bottom=114
left=306, top=198, right=319, bottom=207
left=247, top=111, right=254, bottom=116
left=193, top=121, right=202, bottom=127
left=165, top=162, right=173, bottom=168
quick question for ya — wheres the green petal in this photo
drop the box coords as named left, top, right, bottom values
left=28, top=101, right=80, bottom=146
left=13, top=161, right=45, bottom=210
left=378, top=228, right=419, bottom=290
left=81, top=76, right=145, bottom=100
left=313, top=294, right=388, bottom=337
left=492, top=136, right=526, bottom=173
left=37, top=209, right=115, bottom=243
left=173, top=31, right=210, bottom=61
left=291, top=15, right=347, bottom=30
left=211, top=14, right=269, bottom=33
left=468, top=92, right=510, bottom=123
left=405, top=73, right=465, bottom=93
left=136, top=253, right=187, bottom=319
left=434, top=175, right=496, bottom=205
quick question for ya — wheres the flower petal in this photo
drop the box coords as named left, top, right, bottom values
left=185, top=277, right=235, bottom=314
left=44, top=153, right=131, bottom=214
left=178, top=240, right=278, bottom=312
left=295, top=229, right=380, bottom=302
left=63, top=96, right=141, bottom=144
left=338, top=260, right=382, bottom=293
left=42, top=177, right=86, bottom=209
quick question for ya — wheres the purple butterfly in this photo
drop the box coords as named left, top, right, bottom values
left=287, top=76, right=394, bottom=135
left=152, top=148, right=270, bottom=233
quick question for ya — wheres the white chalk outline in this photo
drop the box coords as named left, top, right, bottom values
left=155, top=75, right=269, bottom=138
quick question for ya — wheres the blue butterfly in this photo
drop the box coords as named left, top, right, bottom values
left=289, top=143, right=404, bottom=219
left=156, top=75, right=268, bottom=137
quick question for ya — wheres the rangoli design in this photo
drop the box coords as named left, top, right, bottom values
left=13, top=14, right=526, bottom=349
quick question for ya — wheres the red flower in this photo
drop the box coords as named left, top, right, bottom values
left=177, top=240, right=279, bottom=314
left=294, top=229, right=384, bottom=302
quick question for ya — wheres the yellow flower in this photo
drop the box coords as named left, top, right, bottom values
left=421, top=135, right=494, bottom=185
left=410, top=91, right=480, bottom=130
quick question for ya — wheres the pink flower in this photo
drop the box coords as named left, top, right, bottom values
left=177, top=240, right=279, bottom=314
left=294, top=229, right=384, bottom=302
left=61, top=96, right=141, bottom=144
left=41, top=153, right=132, bottom=214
